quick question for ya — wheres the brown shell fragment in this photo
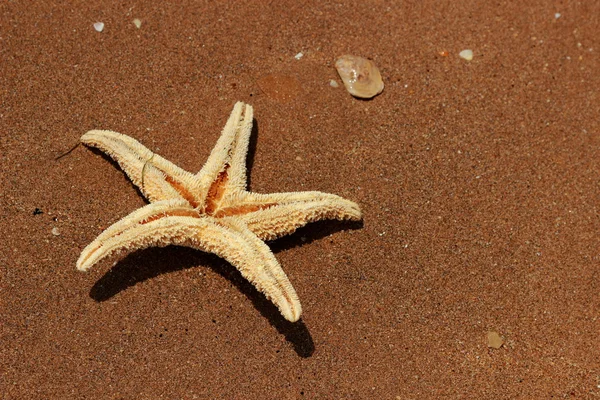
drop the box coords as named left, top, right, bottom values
left=335, top=55, right=384, bottom=99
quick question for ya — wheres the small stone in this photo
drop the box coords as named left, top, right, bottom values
left=329, top=79, right=339, bottom=88
left=93, top=22, right=105, bottom=32
left=487, top=331, right=504, bottom=349
left=133, top=18, right=142, bottom=29
left=51, top=227, right=60, bottom=236
left=335, top=55, right=384, bottom=99
left=554, top=13, right=561, bottom=19
left=294, top=52, right=304, bottom=60
left=459, top=49, right=473, bottom=61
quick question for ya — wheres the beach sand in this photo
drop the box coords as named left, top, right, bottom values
left=1, top=1, right=599, bottom=398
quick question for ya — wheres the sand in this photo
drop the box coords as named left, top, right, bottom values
left=1, top=1, right=599, bottom=398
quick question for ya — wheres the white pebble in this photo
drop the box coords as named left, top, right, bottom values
left=93, top=22, right=104, bottom=32
left=459, top=49, right=473, bottom=61
left=294, top=52, right=304, bottom=60
left=329, top=79, right=339, bottom=88
left=554, top=13, right=561, bottom=19
left=51, top=227, right=60, bottom=236
left=133, top=18, right=142, bottom=29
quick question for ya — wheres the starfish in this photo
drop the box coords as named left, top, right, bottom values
left=77, top=102, right=362, bottom=322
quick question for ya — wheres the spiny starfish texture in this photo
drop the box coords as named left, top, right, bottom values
left=78, top=102, right=362, bottom=322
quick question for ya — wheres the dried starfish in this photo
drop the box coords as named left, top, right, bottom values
left=77, top=102, right=362, bottom=322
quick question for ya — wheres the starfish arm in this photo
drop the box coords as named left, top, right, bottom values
left=77, top=205, right=302, bottom=322
left=81, top=130, right=202, bottom=205
left=231, top=191, right=362, bottom=241
left=215, top=218, right=302, bottom=322
left=77, top=199, right=199, bottom=271
left=196, top=102, right=253, bottom=196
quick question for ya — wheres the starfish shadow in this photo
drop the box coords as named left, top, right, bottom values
left=245, top=119, right=259, bottom=189
left=89, top=245, right=315, bottom=357
left=268, top=219, right=363, bottom=252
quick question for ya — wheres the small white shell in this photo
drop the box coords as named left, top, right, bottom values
left=335, top=55, right=384, bottom=99
left=459, top=49, right=473, bottom=61
left=93, top=22, right=104, bottom=32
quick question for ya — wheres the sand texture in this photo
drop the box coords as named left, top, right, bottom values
left=1, top=1, right=599, bottom=398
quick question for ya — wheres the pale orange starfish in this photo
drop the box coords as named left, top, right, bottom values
left=78, top=102, right=362, bottom=322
